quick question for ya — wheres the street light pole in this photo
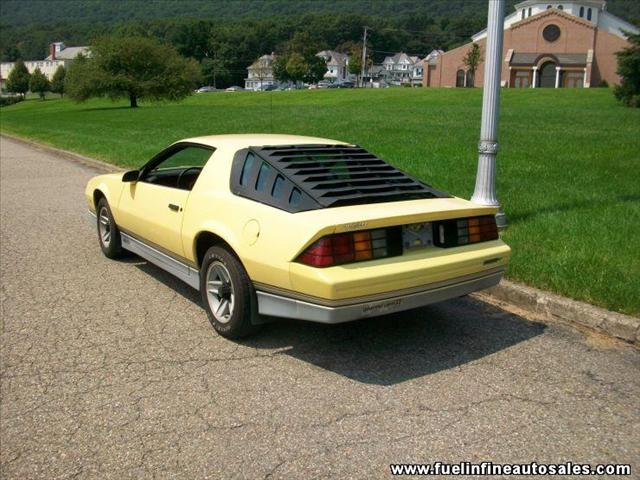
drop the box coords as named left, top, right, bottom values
left=471, top=0, right=507, bottom=230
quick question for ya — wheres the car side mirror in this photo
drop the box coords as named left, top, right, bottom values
left=122, top=170, right=140, bottom=183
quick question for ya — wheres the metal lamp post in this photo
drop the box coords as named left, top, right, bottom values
left=471, top=0, right=507, bottom=231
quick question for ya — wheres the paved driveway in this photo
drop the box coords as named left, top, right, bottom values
left=1, top=136, right=638, bottom=479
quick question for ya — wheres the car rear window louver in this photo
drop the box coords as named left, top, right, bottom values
left=230, top=144, right=450, bottom=213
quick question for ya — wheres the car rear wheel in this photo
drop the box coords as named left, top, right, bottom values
left=96, top=198, right=123, bottom=259
left=200, top=246, right=260, bottom=338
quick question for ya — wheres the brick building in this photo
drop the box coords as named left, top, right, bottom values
left=423, top=0, right=639, bottom=88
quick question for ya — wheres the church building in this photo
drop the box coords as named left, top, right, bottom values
left=423, top=0, right=639, bottom=88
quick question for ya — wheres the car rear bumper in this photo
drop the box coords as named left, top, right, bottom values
left=255, top=267, right=504, bottom=324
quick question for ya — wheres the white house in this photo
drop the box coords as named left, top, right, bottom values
left=45, top=42, right=90, bottom=61
left=316, top=50, right=354, bottom=82
left=381, top=52, right=427, bottom=86
left=1, top=42, right=89, bottom=91
left=244, top=53, right=277, bottom=91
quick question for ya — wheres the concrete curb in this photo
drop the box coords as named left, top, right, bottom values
left=3, top=133, right=638, bottom=346
left=473, top=280, right=639, bottom=346
left=1, top=133, right=124, bottom=173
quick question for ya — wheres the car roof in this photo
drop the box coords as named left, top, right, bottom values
left=178, top=134, right=351, bottom=150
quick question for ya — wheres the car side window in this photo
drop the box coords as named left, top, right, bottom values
left=143, top=145, right=214, bottom=191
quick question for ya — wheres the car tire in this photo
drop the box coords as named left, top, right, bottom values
left=96, top=198, right=123, bottom=259
left=200, top=246, right=260, bottom=338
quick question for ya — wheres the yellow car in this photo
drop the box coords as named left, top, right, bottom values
left=86, top=134, right=510, bottom=338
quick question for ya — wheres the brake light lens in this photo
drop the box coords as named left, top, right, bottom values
left=297, top=215, right=499, bottom=267
left=297, top=228, right=395, bottom=267
left=434, top=215, right=498, bottom=248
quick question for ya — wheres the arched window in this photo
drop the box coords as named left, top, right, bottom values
left=587, top=8, right=592, bottom=20
left=528, top=7, right=532, bottom=16
left=579, top=6, right=584, bottom=17
left=547, top=5, right=552, bottom=9
left=558, top=5, right=563, bottom=10
left=456, top=70, right=465, bottom=87
left=521, top=9, right=525, bottom=19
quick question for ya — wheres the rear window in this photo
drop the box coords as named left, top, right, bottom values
left=230, top=145, right=449, bottom=213
left=256, top=162, right=271, bottom=191
left=272, top=175, right=285, bottom=197
left=289, top=188, right=301, bottom=207
left=240, top=152, right=256, bottom=187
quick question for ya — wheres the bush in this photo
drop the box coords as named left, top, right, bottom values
left=0, top=96, right=24, bottom=107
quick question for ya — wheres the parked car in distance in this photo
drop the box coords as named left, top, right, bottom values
left=225, top=86, right=245, bottom=92
left=258, top=84, right=278, bottom=91
left=86, top=134, right=510, bottom=338
left=337, top=81, right=355, bottom=88
left=195, top=86, right=218, bottom=93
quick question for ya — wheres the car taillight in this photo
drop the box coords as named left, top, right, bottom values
left=297, top=228, right=400, bottom=267
left=434, top=215, right=498, bottom=248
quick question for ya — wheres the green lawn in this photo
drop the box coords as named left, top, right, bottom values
left=1, top=88, right=639, bottom=316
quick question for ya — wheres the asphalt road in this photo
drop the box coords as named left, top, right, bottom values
left=1, top=136, right=638, bottom=479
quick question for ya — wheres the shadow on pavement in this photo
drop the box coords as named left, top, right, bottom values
left=134, top=260, right=546, bottom=386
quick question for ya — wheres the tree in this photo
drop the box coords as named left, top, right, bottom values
left=273, top=56, right=292, bottom=83
left=348, top=52, right=362, bottom=77
left=6, top=59, right=30, bottom=97
left=273, top=31, right=327, bottom=86
left=50, top=65, right=66, bottom=97
left=614, top=32, right=640, bottom=107
left=286, top=53, right=308, bottom=84
left=64, top=53, right=94, bottom=101
left=462, top=43, right=483, bottom=87
left=29, top=67, right=49, bottom=100
left=201, top=57, right=230, bottom=88
left=65, top=36, right=201, bottom=108
left=303, top=55, right=328, bottom=84
left=346, top=44, right=363, bottom=85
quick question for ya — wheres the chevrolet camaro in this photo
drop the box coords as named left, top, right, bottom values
left=86, top=134, right=510, bottom=338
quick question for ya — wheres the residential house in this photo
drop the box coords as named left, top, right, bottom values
left=363, top=64, right=386, bottom=87
left=381, top=52, right=426, bottom=86
left=316, top=50, right=353, bottom=83
left=425, top=0, right=639, bottom=88
left=45, top=42, right=90, bottom=61
left=244, top=53, right=277, bottom=91
left=1, top=42, right=89, bottom=91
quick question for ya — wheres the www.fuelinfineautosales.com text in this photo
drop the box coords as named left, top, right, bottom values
left=389, top=461, right=631, bottom=476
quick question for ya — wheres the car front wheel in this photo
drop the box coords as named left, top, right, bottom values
left=200, top=246, right=259, bottom=338
left=96, top=198, right=123, bottom=259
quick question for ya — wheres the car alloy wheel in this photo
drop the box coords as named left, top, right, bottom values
left=96, top=198, right=123, bottom=259
left=205, top=261, right=235, bottom=323
left=98, top=206, right=111, bottom=247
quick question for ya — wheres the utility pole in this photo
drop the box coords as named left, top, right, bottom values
left=470, top=0, right=507, bottom=231
left=213, top=51, right=217, bottom=89
left=361, top=26, right=369, bottom=88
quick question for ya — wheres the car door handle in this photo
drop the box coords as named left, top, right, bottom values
left=168, top=203, right=180, bottom=211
